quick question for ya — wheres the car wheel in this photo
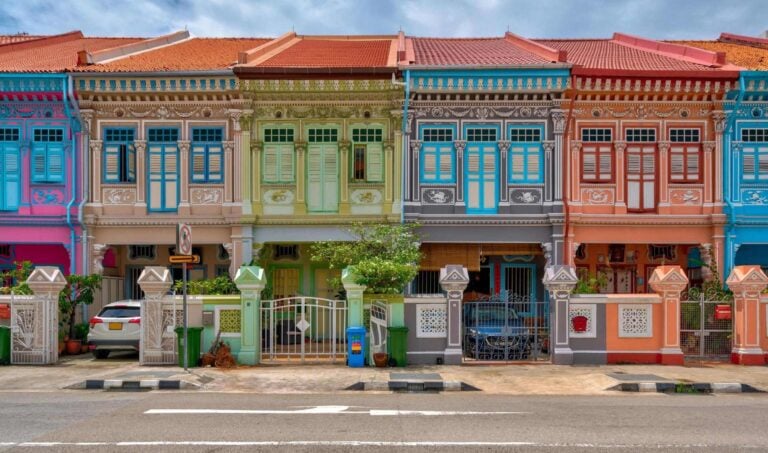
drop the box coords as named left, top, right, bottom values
left=93, top=350, right=110, bottom=359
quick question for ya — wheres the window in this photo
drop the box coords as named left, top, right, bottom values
left=669, top=129, right=700, bottom=182
left=741, top=128, right=768, bottom=142
left=351, top=128, right=383, bottom=182
left=581, top=128, right=612, bottom=142
left=274, top=244, right=299, bottom=260
left=741, top=145, right=768, bottom=182
left=264, top=128, right=294, bottom=143
left=147, top=127, right=180, bottom=212
left=103, top=128, right=136, bottom=183
left=648, top=244, right=676, bottom=261
left=0, top=128, right=20, bottom=211
left=191, top=128, right=223, bottom=183
left=625, top=128, right=656, bottom=142
left=466, top=127, right=497, bottom=142
left=408, top=270, right=441, bottom=295
left=308, top=128, right=338, bottom=143
left=420, top=128, right=455, bottom=183
left=508, top=127, right=543, bottom=183
left=581, top=129, right=612, bottom=182
left=31, top=128, right=65, bottom=183
left=128, top=245, right=156, bottom=260
left=147, top=128, right=178, bottom=142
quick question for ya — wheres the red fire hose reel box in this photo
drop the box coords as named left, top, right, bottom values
left=715, top=304, right=732, bottom=320
left=571, top=315, right=588, bottom=332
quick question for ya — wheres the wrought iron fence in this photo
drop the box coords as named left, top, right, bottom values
left=680, top=288, right=732, bottom=361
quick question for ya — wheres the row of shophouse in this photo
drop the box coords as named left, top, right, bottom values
left=1, top=29, right=768, bottom=305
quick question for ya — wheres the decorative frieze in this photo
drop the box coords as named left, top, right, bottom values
left=350, top=189, right=382, bottom=205
left=421, top=188, right=455, bottom=205
left=190, top=187, right=223, bottom=205
left=103, top=188, right=137, bottom=204
left=510, top=188, right=543, bottom=205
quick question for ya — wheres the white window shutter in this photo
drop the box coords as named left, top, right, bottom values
left=323, top=145, right=338, bottom=211
left=527, top=144, right=540, bottom=181
left=263, top=146, right=279, bottom=183
left=366, top=143, right=383, bottom=182
left=438, top=145, right=452, bottom=181
left=279, top=144, right=294, bottom=182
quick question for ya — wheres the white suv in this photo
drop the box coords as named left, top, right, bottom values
left=87, top=301, right=141, bottom=359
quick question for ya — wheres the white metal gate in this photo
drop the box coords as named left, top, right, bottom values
left=369, top=301, right=388, bottom=364
left=10, top=294, right=57, bottom=365
left=260, top=297, right=347, bottom=363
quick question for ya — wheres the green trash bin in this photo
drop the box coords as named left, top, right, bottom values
left=0, top=325, right=10, bottom=366
left=174, top=327, right=203, bottom=368
left=387, top=326, right=409, bottom=367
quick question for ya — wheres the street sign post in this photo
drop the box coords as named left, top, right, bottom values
left=176, top=223, right=192, bottom=371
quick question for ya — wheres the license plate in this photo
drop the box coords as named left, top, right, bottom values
left=108, top=322, right=123, bottom=331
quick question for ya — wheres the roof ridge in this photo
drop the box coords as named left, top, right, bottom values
left=238, top=31, right=297, bottom=65
left=719, top=32, right=768, bottom=47
left=411, top=36, right=502, bottom=40
left=0, top=30, right=83, bottom=54
left=611, top=32, right=726, bottom=67
left=504, top=32, right=567, bottom=62
left=78, top=30, right=190, bottom=65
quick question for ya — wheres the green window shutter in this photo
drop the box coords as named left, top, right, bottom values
left=322, top=145, right=338, bottom=211
left=103, top=144, right=120, bottom=183
left=46, top=144, right=65, bottom=183
left=307, top=145, right=323, bottom=211
left=366, top=143, right=383, bottom=182
left=191, top=144, right=206, bottom=182
left=31, top=143, right=47, bottom=182
left=207, top=145, right=223, bottom=182
left=278, top=144, right=294, bottom=182
left=1, top=144, right=20, bottom=210
left=263, top=146, right=279, bottom=182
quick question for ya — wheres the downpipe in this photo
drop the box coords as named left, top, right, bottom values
left=722, top=73, right=745, bottom=276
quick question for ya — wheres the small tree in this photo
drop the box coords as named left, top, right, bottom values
left=310, top=223, right=422, bottom=294
left=59, top=274, right=102, bottom=340
left=0, top=261, right=33, bottom=295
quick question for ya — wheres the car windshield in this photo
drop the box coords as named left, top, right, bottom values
left=98, top=306, right=140, bottom=318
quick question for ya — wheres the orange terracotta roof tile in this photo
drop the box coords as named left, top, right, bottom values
left=77, top=37, right=271, bottom=72
left=0, top=34, right=44, bottom=45
left=0, top=35, right=143, bottom=72
left=671, top=40, right=768, bottom=70
left=257, top=38, right=393, bottom=68
left=536, top=38, right=722, bottom=72
left=411, top=37, right=552, bottom=66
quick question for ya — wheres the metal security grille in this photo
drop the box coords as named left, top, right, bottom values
left=462, top=298, right=549, bottom=363
left=503, top=266, right=533, bottom=312
left=680, top=290, right=733, bottom=362
left=260, top=297, right=347, bottom=364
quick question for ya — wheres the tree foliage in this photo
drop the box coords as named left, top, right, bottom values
left=173, top=274, right=240, bottom=295
left=59, top=274, right=102, bottom=340
left=310, top=223, right=422, bottom=294
left=0, top=261, right=33, bottom=295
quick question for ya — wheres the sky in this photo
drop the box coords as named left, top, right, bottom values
left=0, top=0, right=765, bottom=40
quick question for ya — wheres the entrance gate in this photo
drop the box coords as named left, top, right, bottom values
left=680, top=291, right=733, bottom=361
left=260, top=297, right=347, bottom=363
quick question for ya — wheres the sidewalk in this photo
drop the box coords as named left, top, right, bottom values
left=1, top=353, right=767, bottom=395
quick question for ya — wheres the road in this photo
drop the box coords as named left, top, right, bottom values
left=0, top=392, right=766, bottom=452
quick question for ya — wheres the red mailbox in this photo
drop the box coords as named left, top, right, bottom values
left=715, top=304, right=732, bottom=320
left=571, top=315, right=588, bottom=332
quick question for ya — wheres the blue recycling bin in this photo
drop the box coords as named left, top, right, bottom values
left=346, top=326, right=366, bottom=368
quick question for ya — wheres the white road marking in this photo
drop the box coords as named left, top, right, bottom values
left=145, top=405, right=527, bottom=416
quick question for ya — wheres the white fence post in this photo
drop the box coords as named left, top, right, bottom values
left=14, top=267, right=67, bottom=365
left=543, top=265, right=578, bottom=365
left=137, top=266, right=174, bottom=365
left=439, top=265, right=469, bottom=365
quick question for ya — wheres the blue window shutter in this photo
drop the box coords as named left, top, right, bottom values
left=103, top=144, right=120, bottom=183
left=1, top=144, right=20, bottom=210
left=46, top=144, right=65, bottom=183
left=191, top=144, right=206, bottom=182
left=31, top=143, right=47, bottom=182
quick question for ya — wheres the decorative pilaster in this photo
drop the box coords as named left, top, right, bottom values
left=726, top=266, right=768, bottom=365
left=713, top=111, right=726, bottom=206
left=439, top=265, right=470, bottom=365
left=250, top=140, right=263, bottom=215
left=613, top=141, right=627, bottom=207
left=498, top=140, right=511, bottom=203
left=339, top=140, right=351, bottom=214
left=294, top=141, right=307, bottom=214
left=551, top=110, right=566, bottom=202
left=542, top=141, right=555, bottom=203
left=409, top=140, right=422, bottom=201
left=178, top=140, right=191, bottom=213
left=648, top=265, right=688, bottom=365
left=657, top=141, right=670, bottom=206
left=454, top=140, right=467, bottom=204
left=89, top=140, right=103, bottom=204
left=703, top=141, right=716, bottom=204
left=569, top=140, right=582, bottom=203
left=134, top=140, right=147, bottom=212
left=223, top=141, right=234, bottom=204
left=239, top=112, right=253, bottom=214
left=542, top=266, right=578, bottom=365
left=234, top=265, right=266, bottom=365
left=137, top=267, right=173, bottom=365
left=342, top=267, right=367, bottom=328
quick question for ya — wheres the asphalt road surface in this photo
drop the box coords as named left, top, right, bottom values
left=0, top=392, right=766, bottom=452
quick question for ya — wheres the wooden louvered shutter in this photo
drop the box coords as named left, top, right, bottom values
left=46, top=144, right=64, bottom=183
left=322, top=145, right=338, bottom=211
left=1, top=144, right=20, bottom=210
left=759, top=147, right=768, bottom=181
left=366, top=143, right=383, bottom=182
left=626, top=148, right=642, bottom=210
left=438, top=145, right=453, bottom=181
left=582, top=146, right=597, bottom=181
left=743, top=147, right=756, bottom=181
left=208, top=145, right=223, bottom=182
left=148, top=145, right=163, bottom=210
left=31, top=143, right=47, bottom=182
left=163, top=145, right=178, bottom=210
left=103, top=144, right=120, bottom=183
left=510, top=145, right=525, bottom=182
left=527, top=144, right=541, bottom=182
left=191, top=144, right=206, bottom=182
left=421, top=145, right=437, bottom=181
left=279, top=145, right=293, bottom=182
left=482, top=145, right=496, bottom=210
left=307, top=145, right=323, bottom=211
left=466, top=145, right=481, bottom=209
left=670, top=146, right=684, bottom=181
left=686, top=147, right=700, bottom=181
left=642, top=147, right=655, bottom=210
left=598, top=145, right=612, bottom=181
left=263, top=146, right=279, bottom=183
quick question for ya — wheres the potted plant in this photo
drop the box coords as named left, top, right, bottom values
left=58, top=274, right=102, bottom=356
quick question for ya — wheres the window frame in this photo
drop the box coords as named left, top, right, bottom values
left=190, top=127, right=224, bottom=183
left=350, top=126, right=384, bottom=183
left=580, top=127, right=614, bottom=183
left=507, top=124, right=544, bottom=184
left=419, top=124, right=457, bottom=184
left=0, top=128, right=21, bottom=211
left=668, top=127, right=702, bottom=183
left=103, top=127, right=136, bottom=184
left=30, top=126, right=66, bottom=184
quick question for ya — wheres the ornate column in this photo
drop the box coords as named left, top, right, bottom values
left=391, top=112, right=404, bottom=214
left=543, top=265, right=578, bottom=365
left=91, top=243, right=108, bottom=275
left=294, top=141, right=307, bottom=215
left=551, top=109, right=566, bottom=202
left=439, top=265, right=470, bottom=365
left=726, top=266, right=768, bottom=365
left=542, top=141, right=555, bottom=203
left=250, top=140, right=263, bottom=215
left=384, top=140, right=394, bottom=213
left=134, top=140, right=147, bottom=214
left=234, top=265, right=266, bottom=365
left=699, top=243, right=713, bottom=281
left=713, top=111, right=727, bottom=206
left=342, top=267, right=367, bottom=328
left=703, top=141, right=716, bottom=205
left=613, top=141, right=627, bottom=208
left=648, top=265, right=688, bottom=365
left=454, top=140, right=467, bottom=205
left=22, top=267, right=67, bottom=364
left=223, top=140, right=235, bottom=204
left=409, top=140, right=422, bottom=202
left=238, top=112, right=253, bottom=215
left=89, top=139, right=103, bottom=204
left=657, top=141, right=670, bottom=208
left=339, top=140, right=351, bottom=215
left=569, top=140, right=582, bottom=203
left=498, top=140, right=510, bottom=204
left=137, top=267, right=173, bottom=365
left=178, top=140, right=191, bottom=215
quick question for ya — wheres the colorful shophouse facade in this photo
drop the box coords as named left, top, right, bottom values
left=678, top=34, right=768, bottom=276
left=402, top=34, right=570, bottom=302
left=0, top=31, right=143, bottom=277
left=233, top=33, right=406, bottom=299
left=73, top=32, right=270, bottom=297
left=539, top=34, right=741, bottom=292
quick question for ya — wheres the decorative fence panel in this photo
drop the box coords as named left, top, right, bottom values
left=10, top=294, right=57, bottom=365
left=680, top=289, right=733, bottom=361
